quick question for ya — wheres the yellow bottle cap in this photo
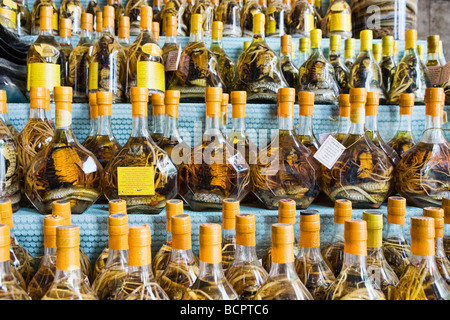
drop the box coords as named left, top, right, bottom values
left=360, top=29, right=373, bottom=51
left=417, top=44, right=425, bottom=60
left=252, top=13, right=265, bottom=35
left=427, top=35, right=440, bottom=54
left=96, top=12, right=102, bottom=33
left=212, top=20, right=223, bottom=40
left=310, top=29, right=322, bottom=48
left=405, top=29, right=417, bottom=51
left=344, top=219, right=367, bottom=256
left=39, top=6, right=53, bottom=31
left=344, top=38, right=355, bottom=58
left=221, top=93, right=229, bottom=113
left=56, top=225, right=81, bottom=271
left=423, top=207, right=444, bottom=239
left=140, top=6, right=152, bottom=30
left=59, top=18, right=71, bottom=38
left=373, top=43, right=381, bottom=61
left=152, top=21, right=160, bottom=40
left=243, top=41, right=250, bottom=51
left=394, top=40, right=399, bottom=55
left=190, top=13, right=202, bottom=33
left=382, top=36, right=394, bottom=56
left=350, top=88, right=367, bottom=124
left=362, top=210, right=383, bottom=248
left=118, top=16, right=130, bottom=39
left=425, top=87, right=444, bottom=117
left=81, top=13, right=93, bottom=32
left=300, top=37, right=310, bottom=53
left=88, top=92, right=98, bottom=119
left=330, top=34, right=341, bottom=52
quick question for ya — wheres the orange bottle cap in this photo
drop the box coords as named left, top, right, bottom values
left=442, top=197, right=450, bottom=224
left=59, top=18, right=72, bottom=37
left=165, top=90, right=180, bottom=118
left=52, top=199, right=72, bottom=225
left=278, top=88, right=295, bottom=118
left=128, top=224, right=152, bottom=267
left=0, top=199, right=13, bottom=230
left=152, top=22, right=160, bottom=40
left=140, top=5, right=153, bottom=30
left=221, top=93, right=229, bottom=111
left=349, top=88, right=367, bottom=102
left=350, top=88, right=367, bottom=124
left=88, top=92, right=98, bottom=118
left=54, top=86, right=73, bottom=124
left=0, top=90, right=5, bottom=113
left=53, top=86, right=73, bottom=103
left=131, top=87, right=149, bottom=117
left=278, top=199, right=296, bottom=225
left=205, top=87, right=222, bottom=117
left=56, top=225, right=81, bottom=271
left=222, top=198, right=239, bottom=230
left=96, top=91, right=113, bottom=116
left=56, top=225, right=80, bottom=248
left=365, top=91, right=379, bottom=116
left=280, top=34, right=292, bottom=55
left=231, top=91, right=246, bottom=118
left=118, top=16, right=130, bottom=39
left=0, top=224, right=10, bottom=262
left=81, top=13, right=93, bottom=31
left=387, top=196, right=406, bottom=225
left=334, top=199, right=352, bottom=224
left=298, top=91, right=314, bottom=117
left=96, top=12, right=103, bottom=32
left=299, top=210, right=320, bottom=248
left=423, top=207, right=444, bottom=238
left=411, top=216, right=435, bottom=256
left=171, top=214, right=192, bottom=250
left=30, top=87, right=47, bottom=110
left=339, top=94, right=350, bottom=117
left=399, top=93, right=415, bottom=115
left=103, top=6, right=115, bottom=29
left=425, top=87, right=444, bottom=117
left=43, top=214, right=65, bottom=248
left=165, top=15, right=177, bottom=36
left=166, top=199, right=184, bottom=232
left=108, top=213, right=128, bottom=251
left=344, top=219, right=367, bottom=256
left=271, top=223, right=295, bottom=264
left=39, top=6, right=53, bottom=31
left=151, top=93, right=165, bottom=115
left=45, top=88, right=51, bottom=111
left=236, top=213, right=255, bottom=247
left=199, top=223, right=222, bottom=264
left=108, top=199, right=127, bottom=215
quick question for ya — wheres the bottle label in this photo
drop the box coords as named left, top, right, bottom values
left=117, top=166, right=155, bottom=196
left=55, top=109, right=72, bottom=127
left=142, top=43, right=162, bottom=56
left=330, top=13, right=351, bottom=32
left=313, top=135, right=345, bottom=169
left=165, top=47, right=181, bottom=71
left=27, top=63, right=61, bottom=91
left=136, top=61, right=165, bottom=92
left=88, top=62, right=98, bottom=90
left=0, top=8, right=16, bottom=26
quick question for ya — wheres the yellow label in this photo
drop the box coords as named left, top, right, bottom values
left=305, top=14, right=314, bottom=32
left=0, top=7, right=16, bottom=25
left=118, top=167, right=155, bottom=196
left=330, top=13, right=351, bottom=32
left=53, top=12, right=58, bottom=31
left=136, top=61, right=165, bottom=92
left=142, top=43, right=162, bottom=56
left=350, top=106, right=365, bottom=124
left=3, top=0, right=17, bottom=10
left=88, top=62, right=98, bottom=90
left=27, top=63, right=61, bottom=91
left=55, top=109, right=72, bottom=127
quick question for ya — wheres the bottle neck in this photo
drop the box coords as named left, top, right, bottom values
left=60, top=35, right=71, bottom=46
left=421, top=114, right=446, bottom=143
left=131, top=115, right=150, bottom=138
left=189, top=28, right=203, bottom=43
left=88, top=118, right=98, bottom=137
left=278, top=116, right=294, bottom=131
left=252, top=31, right=265, bottom=43
left=435, top=237, right=446, bottom=258
left=164, top=34, right=178, bottom=44
left=329, top=49, right=341, bottom=62
left=223, top=228, right=236, bottom=242
left=231, top=117, right=246, bottom=131
left=102, top=25, right=115, bottom=36
left=197, top=260, right=226, bottom=281
left=234, top=244, right=259, bottom=262
left=297, top=115, right=313, bottom=136
left=336, top=115, right=350, bottom=134
left=384, top=222, right=407, bottom=241
left=42, top=247, right=57, bottom=266
left=105, top=249, right=128, bottom=269
left=331, top=223, right=345, bottom=242
left=164, top=115, right=181, bottom=139
left=152, top=114, right=166, bottom=135
left=210, top=37, right=223, bottom=49
left=30, top=107, right=47, bottom=120
left=97, top=115, right=114, bottom=135
left=204, top=115, right=225, bottom=141
left=127, top=264, right=154, bottom=282
left=170, top=247, right=196, bottom=262
left=80, top=28, right=93, bottom=40
left=0, top=260, right=11, bottom=278
left=427, top=52, right=440, bottom=64
left=365, top=114, right=378, bottom=132
left=349, top=119, right=365, bottom=135
left=397, top=113, right=413, bottom=132
left=268, top=261, right=298, bottom=280
left=342, top=252, right=367, bottom=272
left=39, top=28, right=54, bottom=37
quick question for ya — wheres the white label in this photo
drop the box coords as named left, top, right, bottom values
left=313, top=135, right=345, bottom=169
left=165, top=47, right=181, bottom=71
left=319, top=132, right=333, bottom=144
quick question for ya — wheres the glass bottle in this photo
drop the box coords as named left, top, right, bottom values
left=423, top=207, right=450, bottom=285
left=343, top=37, right=355, bottom=70
left=221, top=198, right=238, bottom=272
left=103, top=87, right=178, bottom=214
left=326, top=219, right=386, bottom=300
left=426, top=35, right=441, bottom=67
left=182, top=0, right=195, bottom=34
left=321, top=199, right=351, bottom=277
left=255, top=223, right=313, bottom=300
left=297, top=91, right=320, bottom=153
left=0, top=91, right=20, bottom=211
left=393, top=40, right=400, bottom=64
left=58, top=18, right=73, bottom=87
left=27, top=5, right=62, bottom=100
left=169, top=13, right=225, bottom=101
left=182, top=223, right=238, bottom=300
left=215, top=0, right=241, bottom=37
left=240, top=0, right=263, bottom=36
left=396, top=88, right=450, bottom=207
left=42, top=225, right=98, bottom=300
left=153, top=21, right=160, bottom=40
left=158, top=90, right=191, bottom=166
left=393, top=217, right=450, bottom=300
left=372, top=43, right=381, bottom=63
left=379, top=36, right=396, bottom=95
left=418, top=44, right=426, bottom=64
left=17, top=87, right=54, bottom=204
left=153, top=0, right=162, bottom=24
left=191, top=0, right=214, bottom=37
left=227, top=90, right=258, bottom=168
left=150, top=92, right=165, bottom=144
left=83, top=91, right=122, bottom=168
left=210, top=21, right=236, bottom=94
left=0, top=0, right=18, bottom=34
left=261, top=199, right=299, bottom=272
left=0, top=199, right=34, bottom=287
left=387, top=93, right=417, bottom=158
left=365, top=91, right=400, bottom=166
left=106, top=0, right=124, bottom=35
left=328, top=34, right=350, bottom=94
left=442, top=198, right=450, bottom=261
left=85, top=0, right=100, bottom=27
left=82, top=93, right=98, bottom=147
left=235, top=13, right=288, bottom=103
left=362, top=210, right=399, bottom=299
left=24, top=86, right=103, bottom=214
left=324, top=0, right=351, bottom=39
left=349, top=30, right=386, bottom=104
left=68, top=13, right=95, bottom=103
left=280, top=35, right=299, bottom=89
left=265, top=0, right=286, bottom=37
left=330, top=93, right=350, bottom=143
left=220, top=93, right=229, bottom=137
left=298, top=29, right=339, bottom=104
left=382, top=196, right=412, bottom=279
left=160, top=0, right=187, bottom=36
left=158, top=212, right=200, bottom=300
left=297, top=37, right=310, bottom=67
left=321, top=88, right=394, bottom=208
left=0, top=224, right=30, bottom=300
left=92, top=199, right=127, bottom=280
left=161, top=15, right=181, bottom=90
left=58, top=0, right=83, bottom=35
left=389, top=29, right=430, bottom=105
left=92, top=213, right=129, bottom=300
left=16, top=0, right=31, bottom=36
left=439, top=40, right=447, bottom=66
left=44, top=89, right=55, bottom=130
left=93, top=11, right=102, bottom=40
left=251, top=88, right=321, bottom=209
left=225, top=213, right=268, bottom=300
left=295, top=210, right=335, bottom=300
left=88, top=5, right=127, bottom=103
left=26, top=214, right=64, bottom=300
left=125, top=0, right=148, bottom=36
left=288, top=0, right=314, bottom=38
left=118, top=15, right=131, bottom=51
left=178, top=87, right=250, bottom=210
left=30, top=0, right=58, bottom=35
